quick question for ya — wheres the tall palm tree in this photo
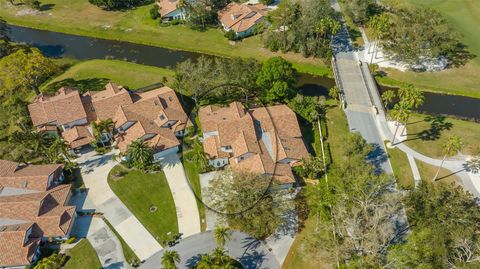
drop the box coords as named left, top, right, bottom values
left=381, top=90, right=396, bottom=109
left=195, top=253, right=214, bottom=269
left=161, top=250, right=180, bottom=269
left=398, top=85, right=424, bottom=136
left=212, top=247, right=231, bottom=266
left=213, top=226, right=232, bottom=247
left=390, top=102, right=410, bottom=145
left=51, top=136, right=72, bottom=161
left=91, top=121, right=105, bottom=147
left=433, top=135, right=464, bottom=181
left=466, top=156, right=480, bottom=174
left=126, top=138, right=153, bottom=170
left=98, top=118, right=115, bottom=142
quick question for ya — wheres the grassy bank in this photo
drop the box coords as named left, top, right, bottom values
left=42, top=59, right=175, bottom=92
left=377, top=0, right=480, bottom=98
left=404, top=113, right=480, bottom=159
left=107, top=166, right=178, bottom=245
left=416, top=159, right=461, bottom=186
left=0, top=0, right=330, bottom=77
left=385, top=144, right=415, bottom=189
left=64, top=239, right=102, bottom=269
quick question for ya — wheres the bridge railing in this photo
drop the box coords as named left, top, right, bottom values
left=331, top=56, right=347, bottom=109
left=359, top=62, right=387, bottom=117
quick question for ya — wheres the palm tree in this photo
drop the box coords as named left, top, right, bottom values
left=433, top=135, right=464, bottom=181
left=91, top=121, right=105, bottom=147
left=212, top=247, right=231, bottom=266
left=51, top=136, right=72, bottom=162
left=98, top=118, right=115, bottom=143
left=126, top=138, right=153, bottom=170
left=328, top=86, right=340, bottom=106
left=213, top=226, right=232, bottom=247
left=195, top=253, right=214, bottom=269
left=398, top=85, right=424, bottom=136
left=390, top=102, right=410, bottom=145
left=381, top=90, right=396, bottom=109
left=466, top=156, right=480, bottom=174
left=161, top=250, right=180, bottom=269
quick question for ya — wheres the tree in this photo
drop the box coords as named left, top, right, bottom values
left=433, top=135, right=464, bottom=181
left=204, top=169, right=285, bottom=239
left=195, top=248, right=237, bottom=269
left=367, top=13, right=390, bottom=63
left=328, top=86, right=340, bottom=102
left=34, top=253, right=67, bottom=269
left=195, top=253, right=215, bottom=269
left=390, top=101, right=410, bottom=145
left=289, top=95, right=325, bottom=122
left=213, top=226, right=232, bottom=247
left=381, top=89, right=395, bottom=109
left=0, top=48, right=59, bottom=96
left=0, top=17, right=10, bottom=58
left=149, top=4, right=159, bottom=20
left=466, top=156, right=480, bottom=174
left=24, top=0, right=41, bottom=10
left=256, top=57, right=298, bottom=103
left=99, top=118, right=115, bottom=142
left=344, top=0, right=376, bottom=25
left=126, top=138, right=154, bottom=170
left=88, top=0, right=145, bottom=10
left=162, top=250, right=180, bottom=269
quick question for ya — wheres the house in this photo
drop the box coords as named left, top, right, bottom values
left=198, top=102, right=309, bottom=186
left=0, top=160, right=64, bottom=192
left=28, top=83, right=189, bottom=158
left=157, top=0, right=186, bottom=20
left=218, top=2, right=268, bottom=38
left=0, top=160, right=75, bottom=269
left=114, top=86, right=190, bottom=160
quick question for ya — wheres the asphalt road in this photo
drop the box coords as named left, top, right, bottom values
left=140, top=231, right=280, bottom=269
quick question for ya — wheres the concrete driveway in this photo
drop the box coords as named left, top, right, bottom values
left=159, top=153, right=201, bottom=237
left=140, top=231, right=280, bottom=269
left=77, top=150, right=162, bottom=261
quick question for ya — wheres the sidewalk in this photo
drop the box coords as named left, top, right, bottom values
left=77, top=150, right=162, bottom=261
left=159, top=153, right=201, bottom=237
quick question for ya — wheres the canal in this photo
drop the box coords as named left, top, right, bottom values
left=8, top=24, right=480, bottom=121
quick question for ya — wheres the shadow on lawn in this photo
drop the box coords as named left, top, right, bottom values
left=403, top=115, right=453, bottom=142
left=43, top=78, right=111, bottom=94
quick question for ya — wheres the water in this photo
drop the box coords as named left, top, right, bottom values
left=8, top=24, right=480, bottom=121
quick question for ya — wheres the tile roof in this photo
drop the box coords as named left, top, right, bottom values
left=115, top=86, right=187, bottom=154
left=0, top=160, right=63, bottom=191
left=157, top=0, right=180, bottom=17
left=199, top=102, right=309, bottom=184
left=0, top=184, right=75, bottom=238
left=86, top=83, right=133, bottom=121
left=62, top=125, right=95, bottom=149
left=28, top=87, right=87, bottom=127
left=218, top=3, right=268, bottom=33
left=0, top=223, right=40, bottom=267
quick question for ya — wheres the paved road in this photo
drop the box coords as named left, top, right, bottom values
left=77, top=150, right=162, bottom=261
left=159, top=153, right=201, bottom=237
left=140, top=231, right=280, bottom=269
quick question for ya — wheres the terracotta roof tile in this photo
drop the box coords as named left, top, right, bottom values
left=157, top=0, right=180, bottom=17
left=218, top=3, right=267, bottom=33
left=62, top=125, right=95, bottom=149
left=0, top=223, right=40, bottom=267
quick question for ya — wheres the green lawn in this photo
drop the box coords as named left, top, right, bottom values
left=416, top=159, right=461, bottom=186
left=42, top=59, right=175, bottom=93
left=404, top=114, right=480, bottom=159
left=107, top=165, right=178, bottom=245
left=378, top=0, right=480, bottom=98
left=103, top=218, right=140, bottom=265
left=182, top=160, right=206, bottom=232
left=64, top=239, right=102, bottom=269
left=385, top=144, right=415, bottom=189
left=0, top=0, right=329, bottom=77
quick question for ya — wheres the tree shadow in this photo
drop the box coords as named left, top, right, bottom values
left=40, top=3, right=55, bottom=11
left=185, top=253, right=202, bottom=268
left=447, top=42, right=476, bottom=68
left=367, top=143, right=389, bottom=175
left=43, top=78, right=110, bottom=94
left=238, top=250, right=268, bottom=269
left=404, top=115, right=453, bottom=142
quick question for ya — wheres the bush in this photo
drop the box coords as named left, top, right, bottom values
left=64, top=237, right=77, bottom=244
left=149, top=4, right=159, bottom=19
left=224, top=30, right=237, bottom=41
left=24, top=0, right=41, bottom=10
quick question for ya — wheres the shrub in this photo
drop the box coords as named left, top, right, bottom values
left=170, top=19, right=182, bottom=25
left=64, top=237, right=77, bottom=244
left=24, top=0, right=41, bottom=10
left=224, top=30, right=237, bottom=41
left=149, top=4, right=159, bottom=19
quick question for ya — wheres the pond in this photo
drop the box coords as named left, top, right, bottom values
left=8, top=24, right=480, bottom=121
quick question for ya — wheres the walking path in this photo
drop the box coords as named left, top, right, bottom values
left=159, top=153, right=201, bottom=237
left=77, top=150, right=162, bottom=261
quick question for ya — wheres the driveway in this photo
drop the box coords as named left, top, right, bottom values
left=140, top=231, right=281, bottom=269
left=77, top=150, right=162, bottom=261
left=159, top=153, right=201, bottom=237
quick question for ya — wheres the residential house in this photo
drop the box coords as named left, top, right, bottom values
left=28, top=83, right=189, bottom=159
left=157, top=0, right=186, bottom=20
left=0, top=160, right=75, bottom=269
left=218, top=2, right=268, bottom=38
left=198, top=102, right=309, bottom=186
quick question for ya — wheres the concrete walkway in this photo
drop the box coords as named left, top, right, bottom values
left=159, top=153, right=201, bottom=237
left=77, top=150, right=162, bottom=261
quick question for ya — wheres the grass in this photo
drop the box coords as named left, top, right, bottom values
left=42, top=59, right=175, bottom=93
left=107, top=165, right=178, bottom=245
left=64, top=239, right=102, bottom=269
left=103, top=217, right=140, bottom=265
left=416, top=159, right=461, bottom=186
left=404, top=114, right=480, bottom=159
left=182, top=160, right=207, bottom=232
left=385, top=143, right=415, bottom=189
left=0, top=0, right=330, bottom=77
left=377, top=0, right=480, bottom=98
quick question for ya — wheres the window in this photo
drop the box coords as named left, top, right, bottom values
left=160, top=114, right=165, bottom=120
